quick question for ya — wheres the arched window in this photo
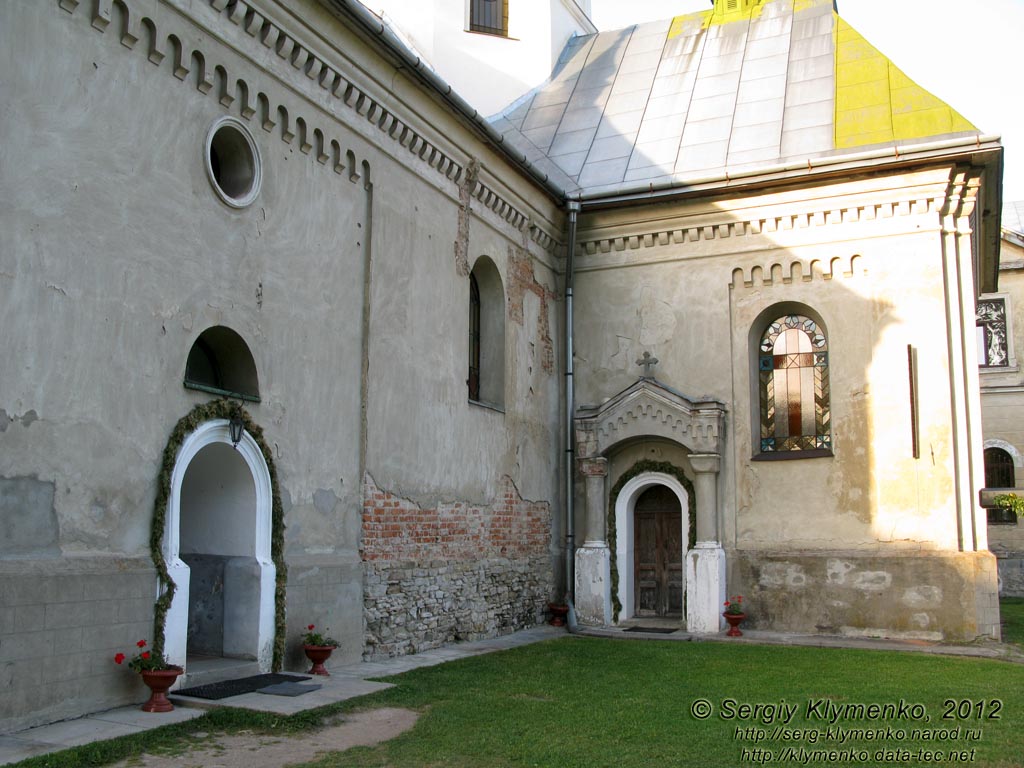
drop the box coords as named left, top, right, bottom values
left=184, top=326, right=260, bottom=402
left=985, top=447, right=1017, bottom=524
left=468, top=257, right=505, bottom=408
left=756, top=313, right=830, bottom=456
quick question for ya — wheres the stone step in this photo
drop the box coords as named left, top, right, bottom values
left=177, top=656, right=262, bottom=691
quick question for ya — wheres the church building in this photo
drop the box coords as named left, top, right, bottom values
left=0, top=0, right=1004, bottom=733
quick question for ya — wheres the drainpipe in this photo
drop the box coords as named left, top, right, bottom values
left=564, top=200, right=580, bottom=602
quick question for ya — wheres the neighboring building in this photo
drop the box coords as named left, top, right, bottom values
left=0, top=0, right=1004, bottom=733
left=364, top=0, right=596, bottom=115
left=980, top=202, right=1024, bottom=595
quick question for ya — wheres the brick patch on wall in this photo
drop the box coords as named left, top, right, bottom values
left=507, top=245, right=555, bottom=374
left=361, top=475, right=553, bottom=659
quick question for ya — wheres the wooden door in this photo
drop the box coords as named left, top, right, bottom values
left=633, top=486, right=683, bottom=617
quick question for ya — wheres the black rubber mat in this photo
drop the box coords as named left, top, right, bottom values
left=622, top=626, right=678, bottom=634
left=175, top=673, right=312, bottom=700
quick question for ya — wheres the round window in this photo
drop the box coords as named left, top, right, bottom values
left=204, top=117, right=262, bottom=208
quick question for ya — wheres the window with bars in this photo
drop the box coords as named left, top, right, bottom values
left=469, top=0, right=508, bottom=37
left=755, top=312, right=831, bottom=458
left=985, top=447, right=1017, bottom=524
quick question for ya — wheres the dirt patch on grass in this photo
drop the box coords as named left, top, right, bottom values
left=112, top=708, right=418, bottom=768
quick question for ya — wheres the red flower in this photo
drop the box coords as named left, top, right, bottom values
left=137, top=639, right=147, bottom=648
left=114, top=653, right=126, bottom=665
left=141, top=651, right=151, bottom=660
left=737, top=596, right=743, bottom=603
left=307, top=624, right=315, bottom=631
left=724, top=601, right=730, bottom=607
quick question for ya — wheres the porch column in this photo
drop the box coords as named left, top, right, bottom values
left=574, top=458, right=612, bottom=625
left=685, top=453, right=726, bottom=634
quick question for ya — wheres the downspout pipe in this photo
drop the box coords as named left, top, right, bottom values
left=564, top=200, right=580, bottom=602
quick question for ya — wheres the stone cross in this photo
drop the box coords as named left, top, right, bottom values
left=637, top=350, right=659, bottom=378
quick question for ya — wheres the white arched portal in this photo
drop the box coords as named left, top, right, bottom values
left=164, top=419, right=275, bottom=671
left=614, top=472, right=690, bottom=622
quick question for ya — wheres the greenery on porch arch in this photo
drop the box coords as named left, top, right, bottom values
left=150, top=399, right=288, bottom=671
left=606, top=460, right=697, bottom=622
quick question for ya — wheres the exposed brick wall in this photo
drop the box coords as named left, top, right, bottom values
left=361, top=475, right=553, bottom=659
left=507, top=245, right=555, bottom=374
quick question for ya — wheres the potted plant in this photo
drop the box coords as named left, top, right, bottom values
left=722, top=595, right=746, bottom=637
left=301, top=624, right=339, bottom=676
left=993, top=492, right=1024, bottom=523
left=547, top=602, right=569, bottom=627
left=114, top=640, right=183, bottom=712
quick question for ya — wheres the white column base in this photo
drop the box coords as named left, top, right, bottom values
left=574, top=545, right=612, bottom=626
left=685, top=544, right=726, bottom=634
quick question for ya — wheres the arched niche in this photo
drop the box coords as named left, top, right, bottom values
left=163, top=419, right=275, bottom=670
left=184, top=326, right=260, bottom=402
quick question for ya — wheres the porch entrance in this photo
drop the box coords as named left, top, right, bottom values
left=633, top=485, right=683, bottom=617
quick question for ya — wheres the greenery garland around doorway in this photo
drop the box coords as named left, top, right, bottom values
left=606, top=460, right=697, bottom=622
left=150, top=400, right=287, bottom=671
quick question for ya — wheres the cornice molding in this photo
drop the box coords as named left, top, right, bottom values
left=576, top=196, right=947, bottom=256
left=729, top=255, right=867, bottom=289
left=56, top=0, right=562, bottom=255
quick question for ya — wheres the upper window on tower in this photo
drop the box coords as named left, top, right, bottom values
left=469, top=0, right=508, bottom=37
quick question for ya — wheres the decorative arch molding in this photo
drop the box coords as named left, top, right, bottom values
left=151, top=400, right=286, bottom=670
left=607, top=463, right=696, bottom=622
left=575, top=378, right=727, bottom=458
left=984, top=439, right=1024, bottom=468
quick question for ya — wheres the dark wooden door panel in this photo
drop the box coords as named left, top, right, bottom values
left=634, top=486, right=685, bottom=618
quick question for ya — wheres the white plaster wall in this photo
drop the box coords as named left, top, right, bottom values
left=366, top=0, right=595, bottom=115
left=180, top=443, right=257, bottom=557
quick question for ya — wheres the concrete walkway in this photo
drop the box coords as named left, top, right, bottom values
left=0, top=625, right=563, bottom=766
left=2, top=622, right=1020, bottom=766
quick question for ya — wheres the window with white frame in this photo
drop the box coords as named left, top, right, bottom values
left=977, top=297, right=1010, bottom=368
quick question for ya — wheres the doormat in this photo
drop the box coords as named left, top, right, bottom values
left=623, top=626, right=678, bottom=634
left=175, top=673, right=312, bottom=700
left=258, top=681, right=323, bottom=697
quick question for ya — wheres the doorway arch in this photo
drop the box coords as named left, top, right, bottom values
left=614, top=472, right=690, bottom=622
left=163, top=419, right=275, bottom=670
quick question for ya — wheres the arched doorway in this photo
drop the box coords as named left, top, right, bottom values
left=633, top=485, right=683, bottom=617
left=613, top=472, right=690, bottom=622
left=163, top=419, right=275, bottom=671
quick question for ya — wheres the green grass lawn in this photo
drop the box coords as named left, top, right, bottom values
left=16, top=604, right=1024, bottom=768
left=1001, top=597, right=1024, bottom=647
left=299, top=637, right=1024, bottom=768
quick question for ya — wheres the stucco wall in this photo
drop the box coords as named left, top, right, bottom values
left=571, top=169, right=996, bottom=638
left=0, top=0, right=564, bottom=731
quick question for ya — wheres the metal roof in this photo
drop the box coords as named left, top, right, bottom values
left=489, top=0, right=984, bottom=196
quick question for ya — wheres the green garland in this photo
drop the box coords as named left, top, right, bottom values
left=151, top=400, right=287, bottom=671
left=606, top=460, right=697, bottom=622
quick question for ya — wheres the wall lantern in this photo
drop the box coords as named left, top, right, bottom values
left=229, top=413, right=245, bottom=447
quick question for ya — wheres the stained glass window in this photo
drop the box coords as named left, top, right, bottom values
left=758, top=314, right=831, bottom=454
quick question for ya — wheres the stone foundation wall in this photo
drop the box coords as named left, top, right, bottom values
left=996, top=555, right=1024, bottom=597
left=0, top=558, right=156, bottom=734
left=361, top=476, right=553, bottom=659
left=727, top=550, right=1000, bottom=642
